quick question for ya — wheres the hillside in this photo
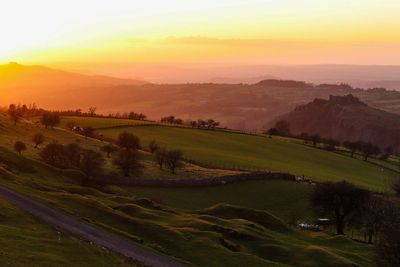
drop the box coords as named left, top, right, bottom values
left=0, top=62, right=147, bottom=111
left=60, top=116, right=398, bottom=191
left=3, top=64, right=400, bottom=131
left=0, top=113, right=376, bottom=266
left=276, top=94, right=400, bottom=150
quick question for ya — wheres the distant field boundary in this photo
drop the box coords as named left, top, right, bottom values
left=97, top=171, right=296, bottom=187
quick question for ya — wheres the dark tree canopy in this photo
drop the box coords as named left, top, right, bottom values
left=113, top=149, right=142, bottom=177
left=165, top=149, right=184, bottom=174
left=359, top=142, right=380, bottom=161
left=40, top=112, right=60, bottom=128
left=266, top=128, right=279, bottom=138
left=14, top=141, right=27, bottom=155
left=148, top=140, right=160, bottom=154
left=343, top=141, right=361, bottom=157
left=311, top=181, right=370, bottom=235
left=116, top=132, right=140, bottom=150
left=80, top=150, right=104, bottom=182
left=376, top=200, right=400, bottom=267
left=155, top=146, right=167, bottom=169
left=7, top=104, right=24, bottom=125
left=39, top=142, right=69, bottom=168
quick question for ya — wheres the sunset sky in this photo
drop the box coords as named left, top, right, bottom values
left=1, top=0, right=400, bottom=65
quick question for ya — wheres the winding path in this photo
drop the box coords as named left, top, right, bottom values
left=0, top=185, right=187, bottom=267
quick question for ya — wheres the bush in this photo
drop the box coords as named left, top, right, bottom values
left=14, top=141, right=27, bottom=155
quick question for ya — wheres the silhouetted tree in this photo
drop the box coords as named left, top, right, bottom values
left=310, top=134, right=321, bottom=147
left=359, top=142, right=380, bottom=161
left=80, top=150, right=104, bottom=184
left=14, top=141, right=27, bottom=155
left=165, top=149, right=183, bottom=174
left=88, top=107, right=97, bottom=116
left=324, top=139, right=340, bottom=151
left=190, top=120, right=197, bottom=128
left=266, top=128, right=279, bottom=138
left=100, top=144, right=118, bottom=158
left=354, top=196, right=386, bottom=244
left=113, top=149, right=142, bottom=177
left=32, top=133, right=45, bottom=148
left=311, top=181, right=370, bottom=235
left=155, top=147, right=167, bottom=169
left=7, top=104, right=23, bottom=125
left=376, top=200, right=400, bottom=267
left=148, top=140, right=159, bottom=154
left=40, top=112, right=60, bottom=128
left=116, top=132, right=140, bottom=150
left=39, top=142, right=68, bottom=168
left=343, top=141, right=360, bottom=157
left=65, top=143, right=81, bottom=167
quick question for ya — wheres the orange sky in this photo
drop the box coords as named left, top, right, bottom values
left=1, top=0, right=400, bottom=65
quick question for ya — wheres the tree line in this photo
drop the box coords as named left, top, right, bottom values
left=160, top=115, right=220, bottom=129
left=267, top=120, right=391, bottom=161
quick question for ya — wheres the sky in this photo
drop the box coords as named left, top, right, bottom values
left=1, top=0, right=400, bottom=65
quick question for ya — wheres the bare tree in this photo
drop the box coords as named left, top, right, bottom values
left=113, top=149, right=142, bottom=177
left=155, top=147, right=167, bottom=169
left=148, top=140, right=159, bottom=154
left=165, top=149, right=183, bottom=174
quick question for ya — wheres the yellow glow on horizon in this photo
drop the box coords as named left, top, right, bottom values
left=1, top=0, right=400, bottom=64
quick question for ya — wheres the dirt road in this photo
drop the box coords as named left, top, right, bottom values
left=0, top=185, right=187, bottom=267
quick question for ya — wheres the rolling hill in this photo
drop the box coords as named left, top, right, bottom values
left=59, top=116, right=398, bottom=191
left=3, top=63, right=400, bottom=131
left=0, top=62, right=147, bottom=111
left=0, top=112, right=375, bottom=266
left=275, top=94, right=400, bottom=150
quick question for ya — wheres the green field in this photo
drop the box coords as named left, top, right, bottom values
left=124, top=179, right=314, bottom=221
left=0, top=114, right=376, bottom=266
left=99, top=125, right=396, bottom=191
left=0, top=198, right=138, bottom=267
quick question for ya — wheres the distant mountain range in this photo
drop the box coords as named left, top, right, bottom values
left=3, top=63, right=400, bottom=132
left=56, top=62, right=400, bottom=89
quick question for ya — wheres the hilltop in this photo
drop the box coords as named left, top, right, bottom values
left=276, top=94, right=400, bottom=150
left=0, top=62, right=147, bottom=110
left=3, top=64, right=400, bottom=131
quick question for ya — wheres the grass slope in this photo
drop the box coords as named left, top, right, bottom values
left=0, top=114, right=375, bottom=266
left=99, top=125, right=396, bottom=191
left=0, top=198, right=139, bottom=267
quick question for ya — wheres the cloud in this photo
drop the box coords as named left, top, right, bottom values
left=163, top=36, right=307, bottom=47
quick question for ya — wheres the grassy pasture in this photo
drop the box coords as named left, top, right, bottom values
left=0, top=113, right=376, bottom=266
left=0, top=198, right=139, bottom=267
left=99, top=125, right=396, bottom=191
